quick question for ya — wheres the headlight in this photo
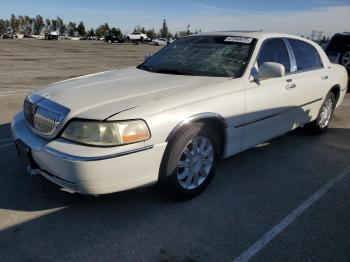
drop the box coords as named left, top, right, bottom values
left=61, top=119, right=150, bottom=146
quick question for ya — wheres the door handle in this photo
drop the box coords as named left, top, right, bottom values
left=286, top=83, right=296, bottom=90
left=321, top=75, right=329, bottom=80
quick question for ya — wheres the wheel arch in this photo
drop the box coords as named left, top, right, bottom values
left=329, top=84, right=341, bottom=104
left=165, top=112, right=228, bottom=156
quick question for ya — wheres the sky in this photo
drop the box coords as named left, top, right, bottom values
left=1, top=0, right=349, bottom=36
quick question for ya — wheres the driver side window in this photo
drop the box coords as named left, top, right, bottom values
left=257, top=38, right=291, bottom=72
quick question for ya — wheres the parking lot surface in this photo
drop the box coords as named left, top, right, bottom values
left=0, top=39, right=349, bottom=262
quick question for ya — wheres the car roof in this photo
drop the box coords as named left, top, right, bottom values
left=193, top=31, right=306, bottom=40
left=190, top=31, right=320, bottom=47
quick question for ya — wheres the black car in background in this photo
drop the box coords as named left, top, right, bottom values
left=45, top=32, right=58, bottom=40
left=325, top=33, right=350, bottom=75
left=105, top=35, right=125, bottom=44
left=0, top=33, right=16, bottom=39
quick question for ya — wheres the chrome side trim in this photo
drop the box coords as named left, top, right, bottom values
left=166, top=112, right=228, bottom=142
left=235, top=98, right=323, bottom=128
left=43, top=145, right=154, bottom=162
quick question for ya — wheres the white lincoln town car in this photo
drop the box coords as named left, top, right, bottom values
left=12, top=32, right=348, bottom=199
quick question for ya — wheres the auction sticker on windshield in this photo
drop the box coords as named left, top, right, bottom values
left=224, top=36, right=253, bottom=44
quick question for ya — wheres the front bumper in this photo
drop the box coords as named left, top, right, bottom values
left=11, top=112, right=167, bottom=195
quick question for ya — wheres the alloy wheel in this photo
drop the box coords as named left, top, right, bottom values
left=319, top=98, right=333, bottom=128
left=177, top=136, right=214, bottom=190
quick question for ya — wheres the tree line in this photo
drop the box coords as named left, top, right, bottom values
left=0, top=14, right=118, bottom=38
left=0, top=14, right=198, bottom=39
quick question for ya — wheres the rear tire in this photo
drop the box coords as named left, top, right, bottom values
left=159, top=122, right=220, bottom=200
left=303, top=92, right=336, bottom=134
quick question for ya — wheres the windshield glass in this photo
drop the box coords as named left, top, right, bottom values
left=138, top=35, right=256, bottom=77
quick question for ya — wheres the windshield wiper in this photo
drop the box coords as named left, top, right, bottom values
left=155, top=69, right=198, bottom=76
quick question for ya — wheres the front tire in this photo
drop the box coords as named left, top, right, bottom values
left=159, top=123, right=220, bottom=200
left=304, top=92, right=336, bottom=134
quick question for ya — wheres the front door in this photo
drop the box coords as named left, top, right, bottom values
left=241, top=38, right=300, bottom=150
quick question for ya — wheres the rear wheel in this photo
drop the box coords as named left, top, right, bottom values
left=304, top=92, right=335, bottom=134
left=160, top=123, right=220, bottom=200
left=107, top=39, right=112, bottom=44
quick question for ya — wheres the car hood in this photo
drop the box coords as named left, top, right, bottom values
left=34, top=67, right=229, bottom=120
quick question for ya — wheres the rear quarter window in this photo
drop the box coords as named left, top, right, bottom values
left=288, top=39, right=323, bottom=71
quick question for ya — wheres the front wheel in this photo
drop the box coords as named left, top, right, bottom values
left=159, top=123, right=220, bottom=200
left=304, top=92, right=335, bottom=134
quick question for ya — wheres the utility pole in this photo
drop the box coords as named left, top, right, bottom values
left=311, top=30, right=317, bottom=41
left=311, top=30, right=324, bottom=42
left=317, top=31, right=324, bottom=42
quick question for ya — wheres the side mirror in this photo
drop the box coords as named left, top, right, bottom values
left=144, top=54, right=153, bottom=61
left=250, top=67, right=259, bottom=82
left=257, top=62, right=285, bottom=80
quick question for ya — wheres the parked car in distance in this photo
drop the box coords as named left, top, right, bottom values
left=325, top=32, right=350, bottom=75
left=126, top=31, right=149, bottom=42
left=151, top=38, right=168, bottom=46
left=1, top=33, right=16, bottom=39
left=105, top=35, right=125, bottom=44
left=87, top=36, right=98, bottom=40
left=45, top=31, right=58, bottom=40
left=12, top=32, right=348, bottom=199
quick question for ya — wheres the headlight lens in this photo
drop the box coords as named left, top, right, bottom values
left=61, top=119, right=150, bottom=146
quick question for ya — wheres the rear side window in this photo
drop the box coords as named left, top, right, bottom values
left=288, top=39, right=323, bottom=71
left=257, top=38, right=291, bottom=72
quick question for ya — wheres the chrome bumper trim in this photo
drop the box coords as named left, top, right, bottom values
left=43, top=145, right=154, bottom=162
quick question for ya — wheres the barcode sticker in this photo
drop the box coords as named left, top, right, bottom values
left=224, top=36, right=253, bottom=44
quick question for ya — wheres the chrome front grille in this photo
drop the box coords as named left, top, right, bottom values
left=24, top=94, right=70, bottom=137
left=34, top=106, right=62, bottom=134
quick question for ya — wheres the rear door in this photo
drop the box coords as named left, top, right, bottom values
left=241, top=38, right=301, bottom=150
left=287, top=38, right=330, bottom=124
